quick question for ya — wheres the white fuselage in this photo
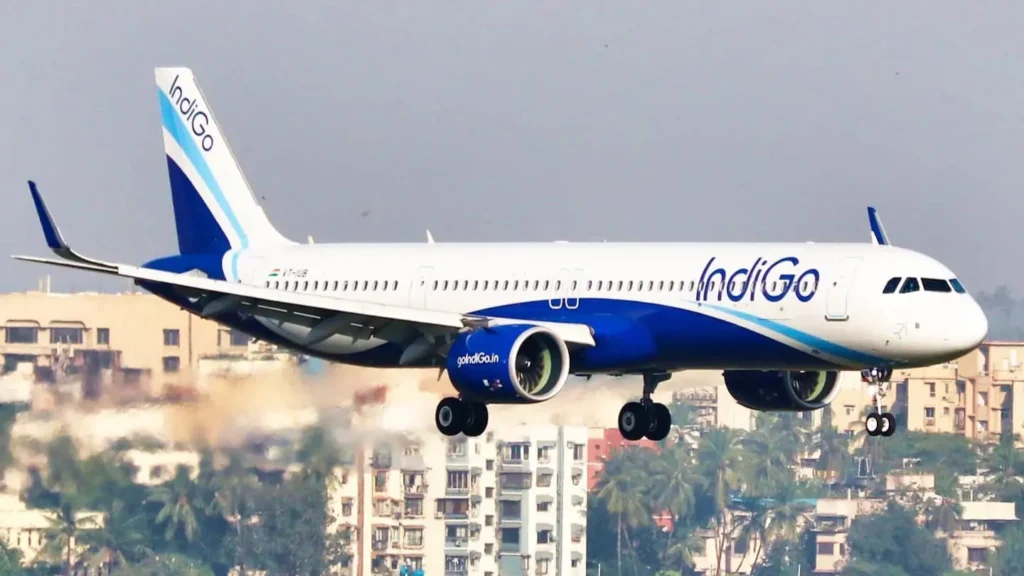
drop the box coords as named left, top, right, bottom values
left=222, top=241, right=987, bottom=372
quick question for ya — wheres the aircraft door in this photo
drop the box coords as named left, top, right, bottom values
left=548, top=269, right=568, bottom=310
left=826, top=257, right=863, bottom=321
left=408, top=266, right=433, bottom=309
left=565, top=268, right=584, bottom=309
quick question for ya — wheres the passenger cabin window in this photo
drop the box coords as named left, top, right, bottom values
left=949, top=278, right=966, bottom=294
left=899, top=278, right=920, bottom=294
left=882, top=277, right=901, bottom=294
left=921, top=278, right=952, bottom=293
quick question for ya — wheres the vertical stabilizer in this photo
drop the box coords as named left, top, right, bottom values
left=155, top=67, right=293, bottom=259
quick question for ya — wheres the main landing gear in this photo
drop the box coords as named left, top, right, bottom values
left=862, top=367, right=896, bottom=438
left=618, top=373, right=673, bottom=442
left=435, top=397, right=490, bottom=437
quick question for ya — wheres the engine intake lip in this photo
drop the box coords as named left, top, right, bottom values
left=507, top=326, right=570, bottom=402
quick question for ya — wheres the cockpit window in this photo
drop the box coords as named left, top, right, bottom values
left=899, top=277, right=920, bottom=294
left=949, top=278, right=966, bottom=294
left=921, top=278, right=952, bottom=292
left=882, top=277, right=901, bottom=294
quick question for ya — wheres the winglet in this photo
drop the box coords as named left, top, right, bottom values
left=28, top=181, right=67, bottom=252
left=22, top=181, right=117, bottom=270
left=867, top=207, right=891, bottom=246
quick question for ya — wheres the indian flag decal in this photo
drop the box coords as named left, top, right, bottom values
left=268, top=268, right=280, bottom=278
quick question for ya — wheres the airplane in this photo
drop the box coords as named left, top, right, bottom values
left=13, top=67, right=988, bottom=442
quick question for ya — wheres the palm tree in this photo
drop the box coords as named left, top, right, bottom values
left=696, top=427, right=743, bottom=575
left=42, top=497, right=95, bottom=575
left=148, top=465, right=202, bottom=543
left=813, top=409, right=851, bottom=483
left=649, top=443, right=702, bottom=562
left=206, top=450, right=258, bottom=574
left=595, top=452, right=651, bottom=576
left=79, top=499, right=151, bottom=572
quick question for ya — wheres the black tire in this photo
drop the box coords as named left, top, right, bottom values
left=646, top=403, right=672, bottom=442
left=864, top=413, right=882, bottom=437
left=880, top=412, right=896, bottom=437
left=463, top=403, right=489, bottom=437
left=435, top=397, right=466, bottom=436
left=618, top=402, right=649, bottom=441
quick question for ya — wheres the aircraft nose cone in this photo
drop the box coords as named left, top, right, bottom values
left=961, top=301, right=989, bottom=352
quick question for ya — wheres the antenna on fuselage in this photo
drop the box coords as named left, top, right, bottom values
left=426, top=230, right=435, bottom=244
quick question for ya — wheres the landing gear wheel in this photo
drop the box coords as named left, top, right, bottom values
left=462, top=403, right=490, bottom=437
left=645, top=403, right=672, bottom=442
left=865, top=413, right=883, bottom=437
left=435, top=397, right=466, bottom=436
left=618, top=402, right=649, bottom=441
left=880, top=412, right=896, bottom=437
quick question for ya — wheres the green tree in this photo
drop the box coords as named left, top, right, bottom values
left=695, top=427, right=744, bottom=575
left=595, top=450, right=652, bottom=576
left=648, top=443, right=701, bottom=563
left=42, top=497, right=97, bottom=576
left=114, top=553, right=215, bottom=576
left=148, top=466, right=202, bottom=544
left=241, top=476, right=346, bottom=575
left=79, top=499, right=151, bottom=572
left=813, top=409, right=851, bottom=483
left=992, top=524, right=1024, bottom=575
left=844, top=503, right=951, bottom=576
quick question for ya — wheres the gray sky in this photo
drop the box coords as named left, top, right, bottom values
left=2, top=1, right=1022, bottom=294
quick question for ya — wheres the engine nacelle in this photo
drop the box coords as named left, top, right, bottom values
left=723, top=369, right=841, bottom=412
left=446, top=324, right=570, bottom=404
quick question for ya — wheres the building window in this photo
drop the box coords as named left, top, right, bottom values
left=49, top=327, right=83, bottom=345
left=96, top=328, right=110, bottom=345
left=162, top=356, right=180, bottom=373
left=229, top=330, right=250, bottom=347
left=4, top=326, right=38, bottom=344
left=404, top=528, right=423, bottom=547
left=817, top=542, right=835, bottom=555
left=927, top=382, right=935, bottom=397
left=163, top=329, right=180, bottom=347
left=967, top=547, right=987, bottom=563
left=573, top=443, right=584, bottom=461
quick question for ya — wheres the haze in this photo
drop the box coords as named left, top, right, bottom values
left=2, top=1, right=1022, bottom=293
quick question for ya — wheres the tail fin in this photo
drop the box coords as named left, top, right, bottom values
left=155, top=67, right=292, bottom=256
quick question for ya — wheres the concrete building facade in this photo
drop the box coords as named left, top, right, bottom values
left=0, top=290, right=259, bottom=399
left=326, top=426, right=588, bottom=576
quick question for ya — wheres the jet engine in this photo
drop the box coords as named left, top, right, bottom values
left=446, top=324, right=570, bottom=404
left=723, top=369, right=842, bottom=411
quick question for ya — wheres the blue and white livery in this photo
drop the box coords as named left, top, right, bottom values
left=14, top=67, right=988, bottom=441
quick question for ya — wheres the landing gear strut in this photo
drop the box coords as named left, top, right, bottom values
left=435, top=397, right=489, bottom=437
left=618, top=373, right=673, bottom=442
left=862, top=367, right=896, bottom=438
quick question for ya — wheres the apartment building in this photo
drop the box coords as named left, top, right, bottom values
left=947, top=501, right=1017, bottom=571
left=326, top=426, right=588, bottom=576
left=0, top=290, right=253, bottom=398
left=887, top=342, right=1024, bottom=442
left=811, top=497, right=887, bottom=573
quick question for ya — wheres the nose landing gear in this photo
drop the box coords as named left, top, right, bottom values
left=862, top=368, right=896, bottom=437
left=617, top=373, right=673, bottom=442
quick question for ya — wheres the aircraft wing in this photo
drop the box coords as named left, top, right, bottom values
left=12, top=183, right=596, bottom=353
